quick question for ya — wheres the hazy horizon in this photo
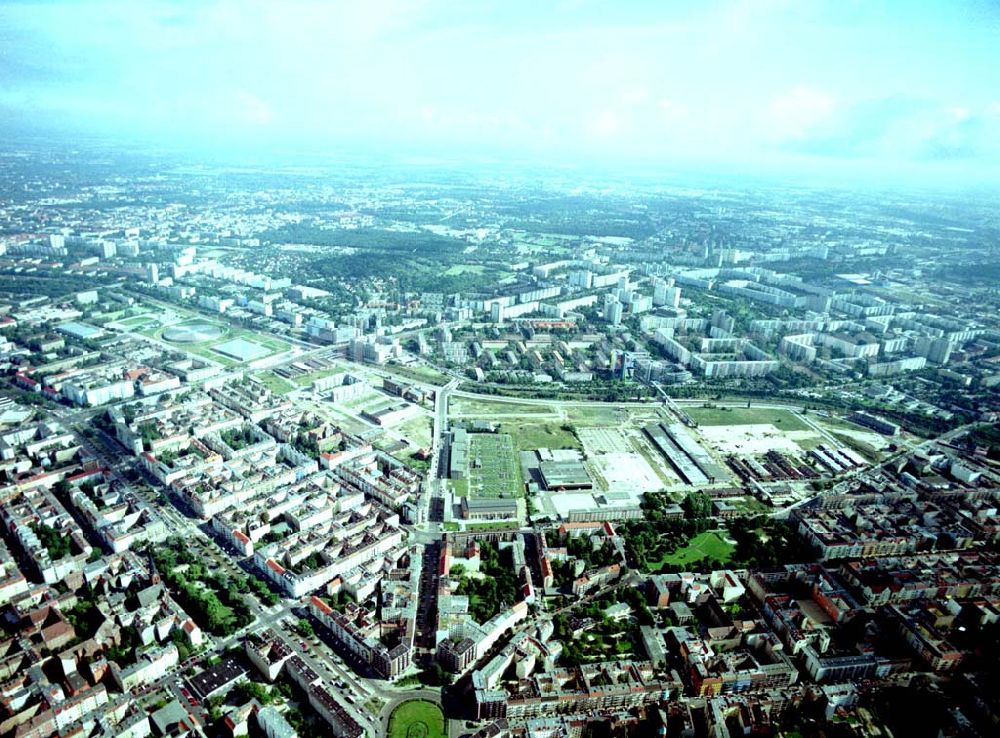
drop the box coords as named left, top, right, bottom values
left=2, top=0, right=999, bottom=184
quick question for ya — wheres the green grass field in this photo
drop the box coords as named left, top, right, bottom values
left=467, top=433, right=523, bottom=498
left=139, top=314, right=209, bottom=338
left=686, top=405, right=810, bottom=432
left=660, top=531, right=734, bottom=568
left=496, top=420, right=581, bottom=451
left=290, top=365, right=346, bottom=387
left=387, top=700, right=446, bottom=738
left=564, top=405, right=630, bottom=426
left=254, top=371, right=296, bottom=395
left=451, top=397, right=551, bottom=416
left=398, top=416, right=432, bottom=449
left=173, top=344, right=238, bottom=368
left=442, top=264, right=486, bottom=276
left=441, top=518, right=520, bottom=531
left=118, top=314, right=157, bottom=327
left=382, top=362, right=449, bottom=386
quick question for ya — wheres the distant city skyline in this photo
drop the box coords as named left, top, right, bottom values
left=2, top=0, right=999, bottom=182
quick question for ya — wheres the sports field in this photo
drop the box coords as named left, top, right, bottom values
left=468, top=433, right=523, bottom=498
left=387, top=700, right=446, bottom=738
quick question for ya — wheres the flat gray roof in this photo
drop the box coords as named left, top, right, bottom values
left=539, top=460, right=592, bottom=489
left=463, top=497, right=517, bottom=512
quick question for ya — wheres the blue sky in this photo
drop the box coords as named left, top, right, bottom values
left=1, top=0, right=999, bottom=180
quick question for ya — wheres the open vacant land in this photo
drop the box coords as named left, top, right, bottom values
left=398, top=416, right=433, bottom=449
left=450, top=396, right=552, bottom=417
left=562, top=405, right=629, bottom=426
left=383, top=362, right=449, bottom=386
left=698, top=423, right=804, bottom=455
left=686, top=405, right=810, bottom=431
left=291, top=365, right=348, bottom=387
left=254, top=371, right=296, bottom=395
left=577, top=427, right=633, bottom=454
left=496, top=420, right=581, bottom=451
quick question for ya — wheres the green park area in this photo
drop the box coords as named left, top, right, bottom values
left=660, top=531, right=735, bottom=568
left=235, top=330, right=289, bottom=353
left=627, top=493, right=788, bottom=573
left=387, top=700, right=446, bottom=738
left=686, top=405, right=810, bottom=431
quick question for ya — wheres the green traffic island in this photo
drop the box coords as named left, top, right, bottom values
left=387, top=699, right=446, bottom=738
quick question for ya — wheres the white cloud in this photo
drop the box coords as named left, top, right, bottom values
left=764, top=87, right=837, bottom=141
left=588, top=110, right=625, bottom=138
left=235, top=92, right=274, bottom=125
left=1, top=0, right=999, bottom=178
